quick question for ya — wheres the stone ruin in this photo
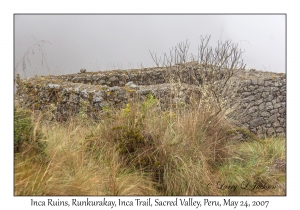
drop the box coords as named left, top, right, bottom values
left=15, top=64, right=286, bottom=137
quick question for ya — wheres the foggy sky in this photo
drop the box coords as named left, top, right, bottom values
left=14, top=14, right=286, bottom=78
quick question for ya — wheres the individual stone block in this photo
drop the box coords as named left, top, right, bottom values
left=259, top=103, right=265, bottom=110
left=248, top=106, right=258, bottom=114
left=267, top=127, right=275, bottom=136
left=99, top=79, right=106, bottom=85
left=266, top=102, right=273, bottom=110
left=276, top=127, right=284, bottom=133
left=249, top=117, right=265, bottom=127
left=92, top=75, right=99, bottom=81
left=264, top=80, right=273, bottom=86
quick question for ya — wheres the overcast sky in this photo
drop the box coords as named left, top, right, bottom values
left=14, top=14, right=286, bottom=78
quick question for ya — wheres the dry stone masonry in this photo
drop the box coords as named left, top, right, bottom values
left=15, top=65, right=286, bottom=137
left=233, top=72, right=286, bottom=137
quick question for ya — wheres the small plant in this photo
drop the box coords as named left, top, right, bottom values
left=78, top=99, right=89, bottom=119
left=14, top=107, right=45, bottom=156
left=141, top=94, right=158, bottom=112
left=15, top=36, right=52, bottom=78
left=121, top=103, right=131, bottom=116
left=115, top=127, right=145, bottom=154
left=14, top=107, right=33, bottom=153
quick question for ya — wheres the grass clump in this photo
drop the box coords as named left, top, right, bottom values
left=216, top=137, right=286, bottom=195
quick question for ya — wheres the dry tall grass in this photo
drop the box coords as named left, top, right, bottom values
left=14, top=92, right=286, bottom=196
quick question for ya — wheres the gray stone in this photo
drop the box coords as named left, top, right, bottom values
left=267, top=113, right=279, bottom=123
left=126, top=81, right=138, bottom=89
left=99, top=79, right=106, bottom=85
left=259, top=103, right=265, bottom=110
left=251, top=79, right=258, bottom=85
left=109, top=86, right=120, bottom=92
left=125, top=81, right=134, bottom=86
left=267, top=128, right=275, bottom=136
left=270, top=109, right=279, bottom=115
left=72, top=77, right=77, bottom=82
left=79, top=89, right=88, bottom=98
left=255, top=93, right=262, bottom=100
left=257, top=126, right=263, bottom=134
left=131, top=84, right=138, bottom=89
left=262, top=92, right=269, bottom=99
left=257, top=86, right=264, bottom=93
left=74, top=87, right=81, bottom=93
left=86, top=75, right=92, bottom=81
left=276, top=96, right=283, bottom=103
left=242, top=92, right=252, bottom=97
left=266, top=102, right=273, bottom=110
left=109, top=76, right=118, bottom=82
left=278, top=118, right=285, bottom=124
left=80, top=68, right=86, bottom=73
left=266, top=95, right=273, bottom=102
left=250, top=112, right=259, bottom=117
left=264, top=80, right=273, bottom=86
left=258, top=78, right=264, bottom=85
left=276, top=127, right=284, bottom=133
left=140, top=89, right=151, bottom=95
left=92, top=92, right=102, bottom=103
left=117, top=91, right=126, bottom=100
left=129, top=74, right=137, bottom=79
left=249, top=117, right=264, bottom=127
left=255, top=98, right=264, bottom=105
left=69, top=94, right=79, bottom=104
left=248, top=85, right=256, bottom=91
left=248, top=106, right=258, bottom=114
left=264, top=87, right=271, bottom=92
left=92, top=75, right=99, bottom=81
left=261, top=111, right=270, bottom=117
left=271, top=87, right=279, bottom=92
left=272, top=120, right=280, bottom=127
left=47, top=84, right=60, bottom=89
left=244, top=95, right=255, bottom=103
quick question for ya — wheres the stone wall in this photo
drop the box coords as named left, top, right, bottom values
left=15, top=65, right=286, bottom=137
left=231, top=74, right=286, bottom=137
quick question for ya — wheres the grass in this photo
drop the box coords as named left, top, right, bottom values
left=14, top=94, right=286, bottom=196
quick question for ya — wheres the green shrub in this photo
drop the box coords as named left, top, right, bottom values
left=14, top=107, right=45, bottom=155
left=14, top=107, right=34, bottom=153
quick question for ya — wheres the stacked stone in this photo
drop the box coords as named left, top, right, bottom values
left=60, top=66, right=203, bottom=87
left=15, top=78, right=201, bottom=121
left=15, top=67, right=286, bottom=137
left=233, top=76, right=286, bottom=137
